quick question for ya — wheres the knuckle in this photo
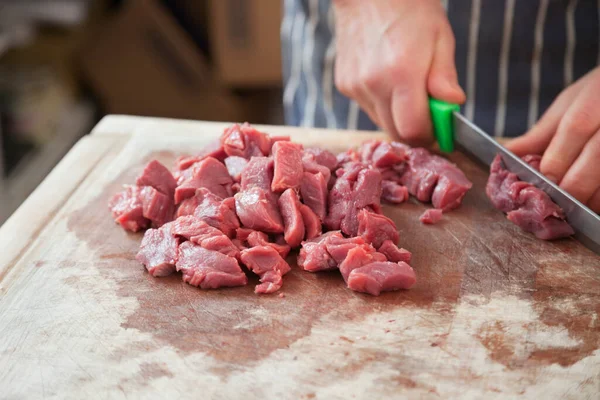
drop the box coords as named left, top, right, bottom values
left=565, top=107, right=597, bottom=135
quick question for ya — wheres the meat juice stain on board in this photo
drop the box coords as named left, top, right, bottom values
left=64, top=150, right=600, bottom=373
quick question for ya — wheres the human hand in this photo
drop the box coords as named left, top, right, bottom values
left=333, top=0, right=465, bottom=145
left=506, top=67, right=600, bottom=213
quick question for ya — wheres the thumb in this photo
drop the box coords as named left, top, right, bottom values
left=427, top=24, right=466, bottom=104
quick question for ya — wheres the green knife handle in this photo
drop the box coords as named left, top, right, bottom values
left=429, top=98, right=460, bottom=153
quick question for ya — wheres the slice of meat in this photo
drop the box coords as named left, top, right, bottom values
left=234, top=187, right=284, bottom=233
left=486, top=155, right=574, bottom=240
left=278, top=188, right=305, bottom=247
left=338, top=245, right=380, bottom=282
left=297, top=231, right=343, bottom=272
left=302, top=153, right=331, bottom=183
left=247, top=231, right=291, bottom=259
left=347, top=262, right=417, bottom=295
left=381, top=180, right=409, bottom=204
left=272, top=141, right=304, bottom=192
left=359, top=141, right=381, bottom=164
left=301, top=172, right=328, bottom=220
left=136, top=224, right=179, bottom=277
left=270, top=135, right=291, bottom=144
left=173, top=141, right=228, bottom=184
left=400, top=148, right=472, bottom=211
left=171, top=216, right=239, bottom=258
left=357, top=208, right=399, bottom=248
left=240, top=246, right=291, bottom=294
left=198, top=234, right=240, bottom=258
left=222, top=123, right=271, bottom=158
left=176, top=242, right=247, bottom=289
left=378, top=240, right=412, bottom=264
left=299, top=204, right=322, bottom=240
left=325, top=235, right=367, bottom=264
left=371, top=142, right=408, bottom=168
left=240, top=156, right=274, bottom=191
left=420, top=209, right=443, bottom=225
left=224, top=156, right=249, bottom=182
left=109, top=185, right=149, bottom=232
left=174, top=157, right=233, bottom=203
left=304, top=148, right=338, bottom=170
left=235, top=227, right=256, bottom=243
left=175, top=188, right=240, bottom=237
left=140, top=186, right=174, bottom=227
left=136, top=160, right=177, bottom=196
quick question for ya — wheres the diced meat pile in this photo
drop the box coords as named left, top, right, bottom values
left=109, top=123, right=473, bottom=296
left=486, top=154, right=574, bottom=240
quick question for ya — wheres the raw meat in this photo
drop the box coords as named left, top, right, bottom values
left=224, top=156, right=249, bottom=182
left=136, top=223, right=178, bottom=277
left=222, top=123, right=271, bottom=158
left=347, top=262, right=417, bottom=295
left=400, top=148, right=472, bottom=211
left=140, top=186, right=174, bottom=227
left=234, top=187, right=284, bottom=233
left=240, top=156, right=274, bottom=191
left=357, top=209, right=399, bottom=248
left=299, top=204, right=322, bottom=240
left=171, top=216, right=239, bottom=258
left=240, top=246, right=291, bottom=294
left=378, top=240, right=412, bottom=264
left=174, top=157, right=233, bottom=203
left=272, top=141, right=304, bottom=192
left=109, top=185, right=149, bottom=232
left=297, top=232, right=341, bottom=272
left=136, top=160, right=177, bottom=196
left=381, top=180, right=409, bottom=204
left=486, top=155, right=574, bottom=240
left=278, top=189, right=305, bottom=247
left=302, top=153, right=332, bottom=183
left=370, top=142, right=408, bottom=168
left=176, top=242, right=247, bottom=289
left=338, top=246, right=382, bottom=282
left=247, top=231, right=291, bottom=259
left=420, top=209, right=443, bottom=225
left=175, top=188, right=239, bottom=237
left=300, top=172, right=328, bottom=221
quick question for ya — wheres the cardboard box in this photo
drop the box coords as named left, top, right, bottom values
left=78, top=0, right=264, bottom=122
left=208, top=0, right=283, bottom=87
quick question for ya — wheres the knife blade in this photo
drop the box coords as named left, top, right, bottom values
left=452, top=111, right=600, bottom=254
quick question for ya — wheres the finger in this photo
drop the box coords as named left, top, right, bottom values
left=390, top=78, right=433, bottom=146
left=587, top=187, right=600, bottom=214
left=427, top=23, right=466, bottom=104
left=558, top=130, right=600, bottom=204
left=374, top=97, right=400, bottom=139
left=540, top=79, right=600, bottom=183
left=506, top=80, right=582, bottom=156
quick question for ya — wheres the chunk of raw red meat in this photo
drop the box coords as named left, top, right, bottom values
left=247, top=231, right=291, bottom=259
left=420, top=209, right=443, bottom=225
left=381, top=180, right=409, bottom=204
left=136, top=223, right=179, bottom=277
left=136, top=160, right=177, bottom=196
left=304, top=148, right=338, bottom=171
left=297, top=231, right=342, bottom=272
left=173, top=140, right=227, bottom=183
left=176, top=188, right=239, bottom=237
left=235, top=227, right=256, bottom=243
left=338, top=246, right=386, bottom=282
left=400, top=148, right=472, bottom=211
left=240, top=156, right=274, bottom=191
left=278, top=188, right=305, bottom=247
left=170, top=216, right=239, bottom=258
left=224, top=156, right=249, bottom=182
left=370, top=142, right=408, bottom=168
left=271, top=141, right=304, bottom=192
left=174, top=157, right=233, bottom=203
left=486, top=155, right=574, bottom=240
left=325, top=234, right=368, bottom=264
left=326, top=163, right=382, bottom=236
left=347, top=262, right=416, bottom=295
left=176, top=242, right=247, bottom=289
left=140, top=186, right=174, bottom=227
left=378, top=240, right=412, bottom=264
left=109, top=185, right=149, bottom=232
left=301, top=172, right=328, bottom=221
left=234, top=187, right=284, bottom=233
left=302, top=153, right=331, bottom=183
left=240, top=246, right=291, bottom=294
left=222, top=123, right=271, bottom=158
left=299, top=204, right=322, bottom=240
left=356, top=208, right=398, bottom=248
left=270, top=135, right=291, bottom=144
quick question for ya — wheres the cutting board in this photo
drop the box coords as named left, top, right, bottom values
left=1, top=116, right=599, bottom=400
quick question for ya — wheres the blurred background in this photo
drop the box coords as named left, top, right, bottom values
left=0, top=0, right=284, bottom=224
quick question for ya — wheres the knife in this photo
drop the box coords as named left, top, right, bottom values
left=429, top=98, right=600, bottom=254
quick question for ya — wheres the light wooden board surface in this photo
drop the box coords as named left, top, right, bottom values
left=0, top=115, right=599, bottom=400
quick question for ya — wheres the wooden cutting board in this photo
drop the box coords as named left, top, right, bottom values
left=1, top=116, right=599, bottom=400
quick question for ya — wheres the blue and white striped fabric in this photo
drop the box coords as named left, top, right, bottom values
left=281, top=0, right=600, bottom=137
